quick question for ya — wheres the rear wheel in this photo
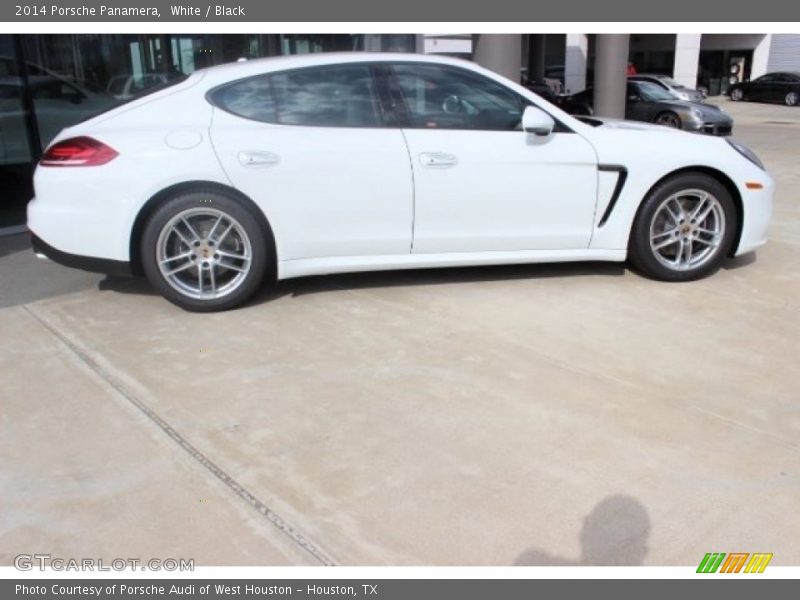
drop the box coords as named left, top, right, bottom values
left=655, top=111, right=682, bottom=129
left=629, top=173, right=737, bottom=281
left=786, top=91, right=799, bottom=106
left=141, top=191, right=269, bottom=311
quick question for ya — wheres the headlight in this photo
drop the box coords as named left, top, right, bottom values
left=726, top=139, right=765, bottom=170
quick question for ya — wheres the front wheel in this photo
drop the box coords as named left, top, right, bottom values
left=628, top=174, right=737, bottom=281
left=655, top=111, right=682, bottom=129
left=730, top=87, right=743, bottom=101
left=786, top=91, right=799, bottom=106
left=141, top=191, right=270, bottom=311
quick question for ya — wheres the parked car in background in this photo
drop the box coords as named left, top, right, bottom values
left=558, top=81, right=733, bottom=135
left=29, top=53, right=771, bottom=311
left=545, top=64, right=594, bottom=91
left=629, top=73, right=706, bottom=103
left=106, top=73, right=176, bottom=101
left=729, top=72, right=800, bottom=106
left=521, top=77, right=562, bottom=102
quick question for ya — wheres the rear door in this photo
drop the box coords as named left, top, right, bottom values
left=209, top=63, right=414, bottom=261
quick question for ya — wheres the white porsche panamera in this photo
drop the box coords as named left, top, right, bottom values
left=28, top=53, right=774, bottom=311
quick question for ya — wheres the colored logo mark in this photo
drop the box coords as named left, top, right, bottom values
left=697, top=552, right=773, bottom=573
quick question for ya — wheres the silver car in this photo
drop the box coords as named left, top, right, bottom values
left=630, top=73, right=706, bottom=103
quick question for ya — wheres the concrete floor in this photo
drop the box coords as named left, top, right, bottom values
left=1, top=100, right=798, bottom=566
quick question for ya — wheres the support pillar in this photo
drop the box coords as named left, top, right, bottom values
left=593, top=34, right=630, bottom=119
left=564, top=33, right=588, bottom=94
left=527, top=34, right=546, bottom=82
left=673, top=33, right=701, bottom=88
left=472, top=34, right=522, bottom=82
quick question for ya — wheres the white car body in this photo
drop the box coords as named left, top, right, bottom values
left=28, top=53, right=774, bottom=281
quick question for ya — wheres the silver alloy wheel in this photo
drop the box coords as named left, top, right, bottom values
left=649, top=189, right=726, bottom=271
left=730, top=88, right=743, bottom=101
left=156, top=207, right=252, bottom=300
left=656, top=113, right=681, bottom=128
left=786, top=91, right=799, bottom=106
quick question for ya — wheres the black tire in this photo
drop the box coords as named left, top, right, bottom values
left=655, top=111, right=682, bottom=129
left=141, top=190, right=270, bottom=312
left=785, top=91, right=799, bottom=107
left=628, top=173, right=737, bottom=282
left=730, top=87, right=744, bottom=102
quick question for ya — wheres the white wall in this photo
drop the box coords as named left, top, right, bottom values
left=767, top=34, right=800, bottom=72
left=751, top=34, right=772, bottom=78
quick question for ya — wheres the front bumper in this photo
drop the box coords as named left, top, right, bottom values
left=31, top=233, right=133, bottom=277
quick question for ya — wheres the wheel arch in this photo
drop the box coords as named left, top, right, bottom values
left=129, top=180, right=277, bottom=277
left=639, top=166, right=744, bottom=257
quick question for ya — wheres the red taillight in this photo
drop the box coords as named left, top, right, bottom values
left=40, top=136, right=118, bottom=167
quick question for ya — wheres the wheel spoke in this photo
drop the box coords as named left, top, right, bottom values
left=164, top=260, right=195, bottom=276
left=209, top=265, right=217, bottom=293
left=207, top=215, right=224, bottom=241
left=182, top=217, right=202, bottom=241
left=171, top=225, right=194, bottom=248
left=693, top=236, right=719, bottom=248
left=160, top=250, right=193, bottom=265
left=217, top=222, right=235, bottom=244
left=215, top=249, right=250, bottom=261
left=653, top=236, right=679, bottom=250
left=217, top=260, right=248, bottom=273
left=689, top=193, right=710, bottom=220
left=651, top=227, right=679, bottom=241
left=665, top=200, right=682, bottom=224
left=197, top=263, right=203, bottom=294
left=684, top=240, right=693, bottom=264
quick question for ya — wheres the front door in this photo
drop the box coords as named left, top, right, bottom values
left=388, top=63, right=598, bottom=254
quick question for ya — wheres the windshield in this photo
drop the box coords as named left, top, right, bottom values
left=657, top=76, right=682, bottom=88
left=633, top=81, right=678, bottom=102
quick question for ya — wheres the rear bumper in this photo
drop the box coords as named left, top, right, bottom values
left=31, top=233, right=132, bottom=277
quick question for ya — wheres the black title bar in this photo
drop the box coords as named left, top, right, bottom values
left=2, top=0, right=800, bottom=22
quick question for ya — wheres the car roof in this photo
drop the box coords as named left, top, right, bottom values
left=197, top=52, right=481, bottom=85
left=630, top=73, right=670, bottom=80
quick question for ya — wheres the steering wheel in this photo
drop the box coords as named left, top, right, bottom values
left=442, top=95, right=463, bottom=114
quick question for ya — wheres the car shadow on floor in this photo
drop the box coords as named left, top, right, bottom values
left=514, top=494, right=651, bottom=566
left=98, top=260, right=629, bottom=307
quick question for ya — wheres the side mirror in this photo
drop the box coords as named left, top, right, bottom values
left=522, top=105, right=555, bottom=136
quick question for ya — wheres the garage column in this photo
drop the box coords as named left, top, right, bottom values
left=673, top=34, right=702, bottom=88
left=564, top=34, right=588, bottom=93
left=527, top=34, right=546, bottom=82
left=472, top=34, right=523, bottom=82
left=593, top=34, right=630, bottom=119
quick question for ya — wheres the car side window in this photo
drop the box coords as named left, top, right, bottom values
left=755, top=74, right=775, bottom=83
left=391, top=64, right=524, bottom=131
left=211, top=64, right=383, bottom=128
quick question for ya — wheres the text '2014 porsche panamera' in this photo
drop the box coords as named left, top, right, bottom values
left=28, top=53, right=774, bottom=311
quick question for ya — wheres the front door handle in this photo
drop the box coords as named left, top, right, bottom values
left=238, top=151, right=280, bottom=167
left=419, top=152, right=458, bottom=168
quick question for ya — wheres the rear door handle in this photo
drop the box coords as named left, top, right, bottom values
left=419, top=152, right=458, bottom=168
left=238, top=151, right=280, bottom=167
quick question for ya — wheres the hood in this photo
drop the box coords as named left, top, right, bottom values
left=581, top=117, right=686, bottom=133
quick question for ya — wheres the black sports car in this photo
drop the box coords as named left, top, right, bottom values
left=557, top=80, right=733, bottom=136
left=728, top=72, right=800, bottom=106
